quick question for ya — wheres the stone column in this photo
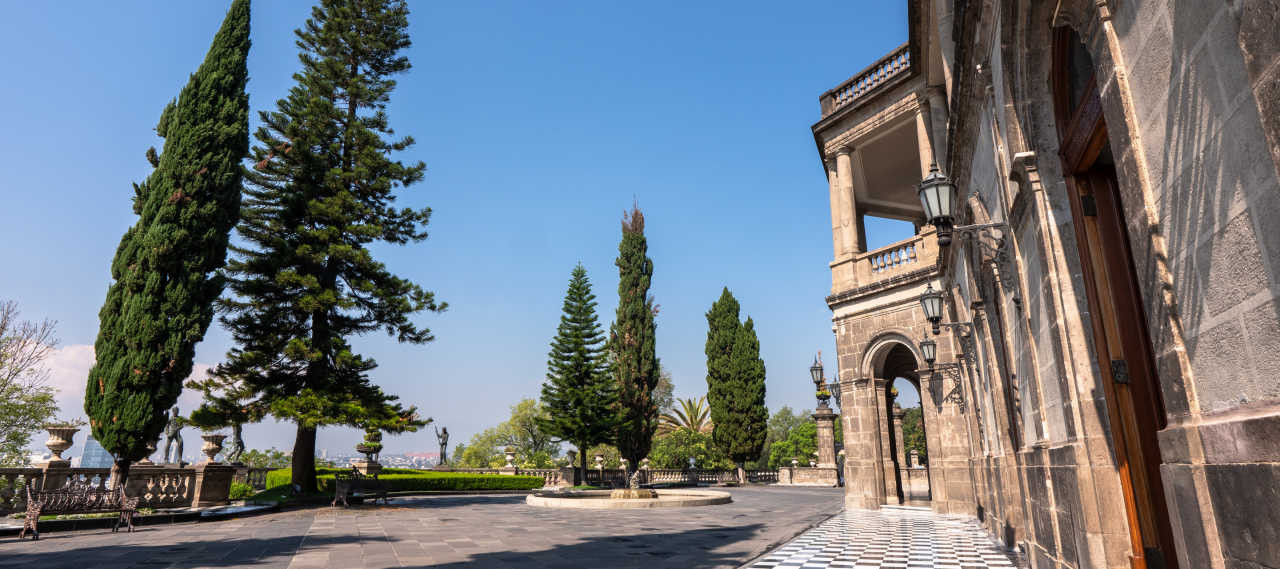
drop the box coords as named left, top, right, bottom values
left=892, top=404, right=907, bottom=475
left=876, top=379, right=899, bottom=504
left=191, top=462, right=237, bottom=507
left=915, top=104, right=935, bottom=177
left=925, top=87, right=949, bottom=168
left=891, top=404, right=907, bottom=503
left=834, top=146, right=861, bottom=255
left=825, top=157, right=843, bottom=260
left=844, top=377, right=887, bottom=510
left=813, top=407, right=838, bottom=468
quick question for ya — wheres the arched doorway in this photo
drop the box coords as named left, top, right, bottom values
left=868, top=340, right=934, bottom=506
left=890, top=377, right=931, bottom=504
left=1053, top=26, right=1179, bottom=569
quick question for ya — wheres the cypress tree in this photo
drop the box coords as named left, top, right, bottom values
left=85, top=0, right=250, bottom=485
left=610, top=205, right=659, bottom=473
left=538, top=265, right=618, bottom=485
left=216, top=0, right=441, bottom=492
left=725, top=317, right=768, bottom=481
left=705, top=288, right=768, bottom=481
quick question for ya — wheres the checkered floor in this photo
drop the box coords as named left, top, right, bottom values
left=746, top=506, right=1020, bottom=568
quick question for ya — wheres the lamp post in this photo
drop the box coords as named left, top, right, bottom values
left=811, top=354, right=831, bottom=409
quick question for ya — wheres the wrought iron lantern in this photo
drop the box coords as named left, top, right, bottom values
left=919, top=282, right=944, bottom=335
left=809, top=356, right=824, bottom=386
left=918, top=162, right=957, bottom=246
left=919, top=336, right=937, bottom=369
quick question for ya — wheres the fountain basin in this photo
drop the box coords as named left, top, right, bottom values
left=526, top=489, right=731, bottom=509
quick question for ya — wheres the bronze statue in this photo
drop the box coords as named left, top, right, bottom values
left=162, top=407, right=184, bottom=464
left=435, top=426, right=449, bottom=465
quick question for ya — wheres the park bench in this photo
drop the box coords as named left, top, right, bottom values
left=20, top=478, right=138, bottom=540
left=331, top=468, right=389, bottom=507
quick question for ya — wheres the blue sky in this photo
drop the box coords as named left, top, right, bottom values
left=0, top=1, right=916, bottom=459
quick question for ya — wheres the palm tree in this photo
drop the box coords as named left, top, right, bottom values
left=658, top=396, right=713, bottom=435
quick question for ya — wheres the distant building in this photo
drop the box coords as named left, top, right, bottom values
left=79, top=434, right=115, bottom=468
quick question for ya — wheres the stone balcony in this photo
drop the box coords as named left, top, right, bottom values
left=819, top=43, right=913, bottom=119
left=828, top=228, right=940, bottom=306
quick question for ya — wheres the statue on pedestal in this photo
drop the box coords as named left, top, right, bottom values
left=435, top=426, right=449, bottom=465
left=162, top=407, right=184, bottom=464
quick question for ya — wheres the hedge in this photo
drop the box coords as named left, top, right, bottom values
left=264, top=468, right=544, bottom=492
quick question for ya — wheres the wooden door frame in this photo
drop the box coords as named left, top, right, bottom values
left=1052, top=27, right=1178, bottom=569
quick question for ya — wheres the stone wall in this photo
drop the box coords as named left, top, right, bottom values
left=818, top=1, right=1280, bottom=567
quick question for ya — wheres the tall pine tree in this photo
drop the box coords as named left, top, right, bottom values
left=216, top=0, right=440, bottom=492
left=538, top=265, right=617, bottom=485
left=705, top=288, right=768, bottom=482
left=85, top=0, right=250, bottom=485
left=610, top=205, right=659, bottom=473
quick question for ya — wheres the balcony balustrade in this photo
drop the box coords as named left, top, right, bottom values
left=831, top=230, right=939, bottom=297
left=819, top=44, right=912, bottom=118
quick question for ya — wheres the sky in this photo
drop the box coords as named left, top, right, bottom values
left=0, top=1, right=916, bottom=460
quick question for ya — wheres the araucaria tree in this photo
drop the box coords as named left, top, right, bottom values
left=216, top=0, right=441, bottom=492
left=85, top=0, right=250, bottom=485
left=610, top=206, right=659, bottom=473
left=538, top=265, right=617, bottom=485
left=704, top=288, right=768, bottom=482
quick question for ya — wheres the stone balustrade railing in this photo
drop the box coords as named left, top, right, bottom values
left=819, top=43, right=912, bottom=117
left=233, top=467, right=272, bottom=491
left=0, top=464, right=203, bottom=516
left=831, top=230, right=939, bottom=296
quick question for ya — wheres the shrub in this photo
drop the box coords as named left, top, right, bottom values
left=263, top=468, right=543, bottom=492
left=229, top=482, right=254, bottom=500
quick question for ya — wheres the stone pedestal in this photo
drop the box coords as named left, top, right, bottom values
left=813, top=407, right=838, bottom=468
left=499, top=467, right=518, bottom=475
left=191, top=462, right=237, bottom=507
left=38, top=460, right=72, bottom=490
left=354, top=461, right=382, bottom=476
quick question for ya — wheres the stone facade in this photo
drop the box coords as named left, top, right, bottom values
left=814, top=1, right=1280, bottom=568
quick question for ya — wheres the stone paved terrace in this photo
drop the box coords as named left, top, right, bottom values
left=0, top=487, right=844, bottom=569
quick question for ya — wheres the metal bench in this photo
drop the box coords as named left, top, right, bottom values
left=20, top=478, right=138, bottom=540
left=331, top=469, right=389, bottom=506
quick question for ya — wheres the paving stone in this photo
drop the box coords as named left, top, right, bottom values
left=745, top=506, right=1022, bottom=569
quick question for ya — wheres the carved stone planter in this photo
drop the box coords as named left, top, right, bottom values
left=44, top=427, right=80, bottom=462
left=200, top=434, right=227, bottom=463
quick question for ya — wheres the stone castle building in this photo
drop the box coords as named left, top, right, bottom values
left=818, top=1, right=1280, bottom=568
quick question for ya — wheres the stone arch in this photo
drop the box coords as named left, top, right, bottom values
left=859, top=328, right=925, bottom=380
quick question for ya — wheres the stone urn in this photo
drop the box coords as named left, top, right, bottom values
left=200, top=433, right=227, bottom=463
left=620, top=458, right=629, bottom=471
left=790, top=458, right=799, bottom=468
left=139, top=439, right=159, bottom=464
left=504, top=447, right=516, bottom=468
left=809, top=459, right=817, bottom=467
left=595, top=454, right=604, bottom=470
left=44, top=426, right=80, bottom=462
left=641, top=457, right=650, bottom=470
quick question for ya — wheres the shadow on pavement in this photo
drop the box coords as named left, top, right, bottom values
left=0, top=533, right=387, bottom=569
left=408, top=523, right=768, bottom=569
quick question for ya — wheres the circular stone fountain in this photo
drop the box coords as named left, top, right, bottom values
left=525, top=488, right=732, bottom=509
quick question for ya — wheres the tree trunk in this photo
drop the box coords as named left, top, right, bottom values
left=110, top=457, right=132, bottom=492
left=292, top=423, right=317, bottom=493
left=574, top=442, right=585, bottom=486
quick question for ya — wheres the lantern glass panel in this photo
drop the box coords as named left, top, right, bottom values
left=920, top=338, right=937, bottom=365
left=810, top=362, right=823, bottom=384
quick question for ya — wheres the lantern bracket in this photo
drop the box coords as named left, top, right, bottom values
left=953, top=221, right=1021, bottom=291
left=918, top=363, right=967, bottom=411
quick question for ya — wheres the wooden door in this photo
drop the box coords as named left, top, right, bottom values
left=1054, top=27, right=1179, bottom=569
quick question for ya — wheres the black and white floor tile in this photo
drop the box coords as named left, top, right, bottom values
left=747, top=506, right=1020, bottom=568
